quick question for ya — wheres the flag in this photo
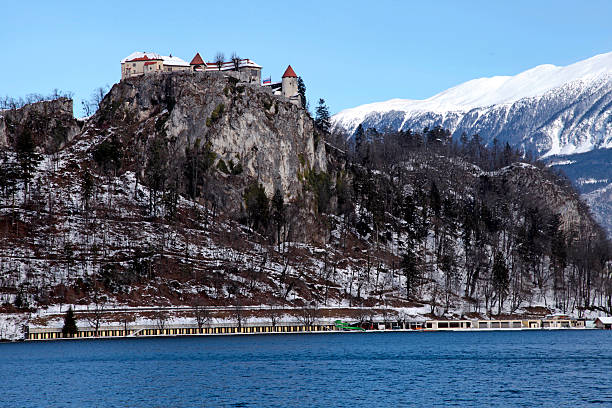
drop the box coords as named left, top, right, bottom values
left=263, top=76, right=271, bottom=84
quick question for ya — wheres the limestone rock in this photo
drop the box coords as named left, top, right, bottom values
left=0, top=98, right=82, bottom=153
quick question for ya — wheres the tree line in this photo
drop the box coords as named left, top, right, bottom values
left=321, top=125, right=612, bottom=316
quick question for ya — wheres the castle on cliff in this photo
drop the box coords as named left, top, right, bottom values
left=120, top=51, right=301, bottom=106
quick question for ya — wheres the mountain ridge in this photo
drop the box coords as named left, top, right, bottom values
left=334, top=51, right=612, bottom=127
left=332, top=52, right=612, bottom=157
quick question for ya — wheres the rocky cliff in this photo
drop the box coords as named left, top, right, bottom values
left=0, top=98, right=82, bottom=153
left=89, top=72, right=326, bottom=207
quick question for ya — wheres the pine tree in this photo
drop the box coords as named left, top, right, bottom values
left=492, top=252, right=509, bottom=315
left=244, top=183, right=269, bottom=231
left=354, top=124, right=365, bottom=162
left=80, top=169, right=95, bottom=211
left=401, top=250, right=420, bottom=298
left=14, top=291, right=26, bottom=309
left=62, top=307, right=78, bottom=337
left=429, top=182, right=441, bottom=218
left=15, top=129, right=42, bottom=198
left=297, top=77, right=306, bottom=108
left=145, top=136, right=169, bottom=215
left=315, top=98, right=331, bottom=133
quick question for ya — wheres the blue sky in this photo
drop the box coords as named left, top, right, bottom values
left=2, top=0, right=611, bottom=116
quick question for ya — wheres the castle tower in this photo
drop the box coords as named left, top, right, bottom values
left=281, top=65, right=298, bottom=101
left=190, top=52, right=206, bottom=71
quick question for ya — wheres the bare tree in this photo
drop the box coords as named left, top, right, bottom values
left=266, top=304, right=283, bottom=328
left=355, top=303, right=371, bottom=325
left=193, top=300, right=212, bottom=329
left=119, top=314, right=136, bottom=336
left=86, top=285, right=106, bottom=336
left=232, top=298, right=248, bottom=330
left=298, top=301, right=318, bottom=327
left=92, top=86, right=108, bottom=108
left=153, top=311, right=169, bottom=331
left=231, top=52, right=241, bottom=71
left=81, top=85, right=109, bottom=116
left=215, top=52, right=225, bottom=71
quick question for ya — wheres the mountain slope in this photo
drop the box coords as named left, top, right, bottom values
left=547, top=148, right=612, bottom=235
left=332, top=51, right=612, bottom=236
left=332, top=52, right=612, bottom=157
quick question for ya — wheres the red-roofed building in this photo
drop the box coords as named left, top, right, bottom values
left=120, top=51, right=301, bottom=107
left=282, top=65, right=297, bottom=78
left=281, top=65, right=299, bottom=105
left=121, top=51, right=190, bottom=79
left=190, top=53, right=206, bottom=71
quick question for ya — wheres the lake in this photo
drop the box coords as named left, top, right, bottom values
left=1, top=330, right=611, bottom=407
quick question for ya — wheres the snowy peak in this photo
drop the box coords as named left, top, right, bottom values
left=333, top=51, right=612, bottom=134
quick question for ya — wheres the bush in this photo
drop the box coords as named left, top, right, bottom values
left=230, top=161, right=243, bottom=175
left=206, top=103, right=225, bottom=127
left=217, top=159, right=229, bottom=174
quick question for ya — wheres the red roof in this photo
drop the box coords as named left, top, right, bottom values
left=128, top=54, right=163, bottom=62
left=144, top=61, right=157, bottom=66
left=282, top=65, right=297, bottom=78
left=190, top=53, right=205, bottom=65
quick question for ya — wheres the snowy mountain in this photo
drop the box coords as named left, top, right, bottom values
left=332, top=52, right=612, bottom=236
left=332, top=52, right=612, bottom=157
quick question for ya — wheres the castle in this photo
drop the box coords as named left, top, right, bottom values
left=120, top=51, right=301, bottom=106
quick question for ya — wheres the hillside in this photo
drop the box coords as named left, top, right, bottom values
left=331, top=52, right=612, bottom=237
left=0, top=72, right=611, bottom=340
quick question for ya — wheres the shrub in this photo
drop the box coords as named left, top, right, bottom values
left=217, top=159, right=229, bottom=174
left=206, top=103, right=225, bottom=127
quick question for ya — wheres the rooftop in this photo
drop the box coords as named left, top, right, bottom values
left=190, top=53, right=205, bottom=65
left=121, top=51, right=163, bottom=63
left=121, top=51, right=189, bottom=67
left=207, top=59, right=262, bottom=70
left=282, top=65, right=297, bottom=78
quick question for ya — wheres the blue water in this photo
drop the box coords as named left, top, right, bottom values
left=1, top=331, right=611, bottom=407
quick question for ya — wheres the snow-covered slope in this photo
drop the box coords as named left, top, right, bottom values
left=332, top=52, right=612, bottom=157
left=547, top=148, right=612, bottom=236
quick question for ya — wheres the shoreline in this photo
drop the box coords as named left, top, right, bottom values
left=21, top=323, right=603, bottom=343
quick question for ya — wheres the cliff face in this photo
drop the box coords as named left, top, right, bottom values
left=0, top=98, right=82, bottom=153
left=91, top=72, right=326, bottom=205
